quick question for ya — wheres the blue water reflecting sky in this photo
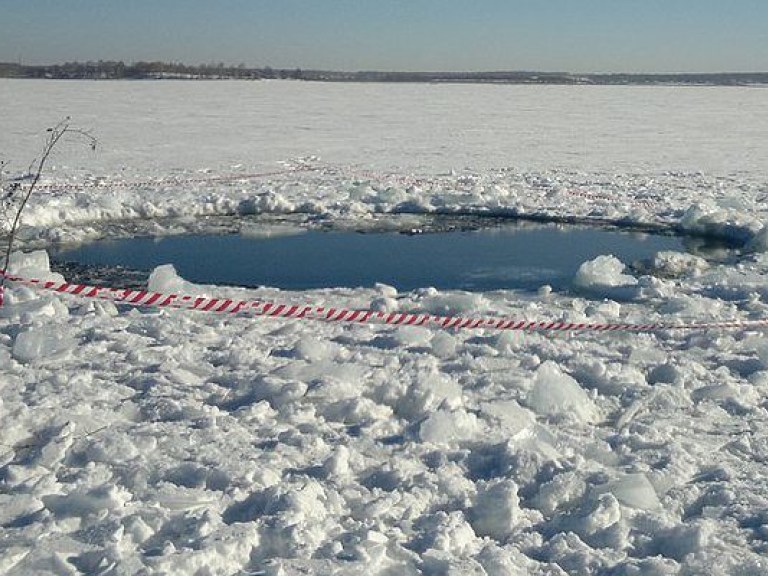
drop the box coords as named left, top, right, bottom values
left=51, top=223, right=689, bottom=292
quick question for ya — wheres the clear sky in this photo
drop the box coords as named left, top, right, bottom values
left=1, top=0, right=767, bottom=73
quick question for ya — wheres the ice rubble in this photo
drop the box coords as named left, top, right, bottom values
left=526, top=362, right=600, bottom=424
left=5, top=234, right=768, bottom=574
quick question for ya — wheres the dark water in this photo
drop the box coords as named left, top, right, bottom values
left=50, top=222, right=705, bottom=292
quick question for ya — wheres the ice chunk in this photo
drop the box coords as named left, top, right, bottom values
left=419, top=292, right=489, bottom=316
left=480, top=400, right=535, bottom=440
left=399, top=374, right=463, bottom=419
left=147, top=263, right=182, bottom=292
left=532, top=471, right=587, bottom=515
left=2, top=295, right=70, bottom=322
left=43, top=484, right=129, bottom=518
left=429, top=332, right=457, bottom=358
left=476, top=544, right=540, bottom=576
left=370, top=296, right=399, bottom=313
left=147, top=263, right=200, bottom=294
left=594, top=473, right=661, bottom=511
left=681, top=204, right=756, bottom=246
left=575, top=255, right=637, bottom=288
left=419, top=409, right=479, bottom=445
left=527, top=361, right=599, bottom=423
left=372, top=326, right=432, bottom=349
left=75, top=299, right=119, bottom=317
left=12, top=327, right=76, bottom=363
left=653, top=522, right=714, bottom=561
left=290, top=336, right=337, bottom=362
left=6, top=250, right=64, bottom=282
left=580, top=493, right=622, bottom=535
left=573, top=255, right=638, bottom=300
left=418, top=511, right=479, bottom=556
left=470, top=480, right=522, bottom=540
left=0, top=494, right=44, bottom=527
left=0, top=547, right=30, bottom=573
left=142, top=524, right=261, bottom=576
left=322, top=446, right=351, bottom=480
left=645, top=250, right=710, bottom=278
left=374, top=282, right=398, bottom=298
left=84, top=433, right=141, bottom=463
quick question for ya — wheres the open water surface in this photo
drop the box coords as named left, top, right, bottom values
left=49, top=219, right=729, bottom=292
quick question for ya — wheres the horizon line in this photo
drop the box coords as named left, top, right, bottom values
left=3, top=61, right=768, bottom=77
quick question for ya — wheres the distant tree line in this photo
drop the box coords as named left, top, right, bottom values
left=0, top=61, right=305, bottom=80
left=1, top=61, right=766, bottom=86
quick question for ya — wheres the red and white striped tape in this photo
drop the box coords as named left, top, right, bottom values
left=563, top=188, right=662, bottom=209
left=19, top=165, right=666, bottom=211
left=332, top=167, right=666, bottom=209
left=2, top=270, right=767, bottom=333
left=27, top=166, right=321, bottom=193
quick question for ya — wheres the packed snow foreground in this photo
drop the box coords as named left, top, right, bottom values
left=3, top=81, right=768, bottom=575
left=4, top=166, right=768, bottom=576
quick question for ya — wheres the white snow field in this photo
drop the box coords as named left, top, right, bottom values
left=2, top=79, right=768, bottom=575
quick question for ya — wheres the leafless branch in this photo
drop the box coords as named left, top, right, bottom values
left=1, top=118, right=97, bottom=289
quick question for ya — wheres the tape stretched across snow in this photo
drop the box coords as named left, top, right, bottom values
left=2, top=271, right=768, bottom=333
left=28, top=166, right=319, bottom=192
left=20, top=164, right=664, bottom=210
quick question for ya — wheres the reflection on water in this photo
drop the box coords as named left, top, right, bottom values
left=49, top=220, right=735, bottom=292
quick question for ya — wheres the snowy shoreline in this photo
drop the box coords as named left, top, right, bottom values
left=2, top=80, right=768, bottom=574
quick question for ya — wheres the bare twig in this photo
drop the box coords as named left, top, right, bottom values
left=0, top=118, right=96, bottom=292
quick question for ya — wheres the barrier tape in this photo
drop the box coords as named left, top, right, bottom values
left=23, top=166, right=323, bottom=193
left=563, top=188, right=662, bottom=209
left=332, top=167, right=666, bottom=209
left=2, top=270, right=767, bottom=333
left=14, top=164, right=665, bottom=211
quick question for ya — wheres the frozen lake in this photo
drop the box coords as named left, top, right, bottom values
left=49, top=222, right=699, bottom=292
left=3, top=80, right=768, bottom=575
left=2, top=79, right=766, bottom=176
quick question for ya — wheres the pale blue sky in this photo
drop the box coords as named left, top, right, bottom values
left=1, top=0, right=766, bottom=73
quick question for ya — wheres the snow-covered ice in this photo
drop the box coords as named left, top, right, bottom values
left=2, top=79, right=768, bottom=574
